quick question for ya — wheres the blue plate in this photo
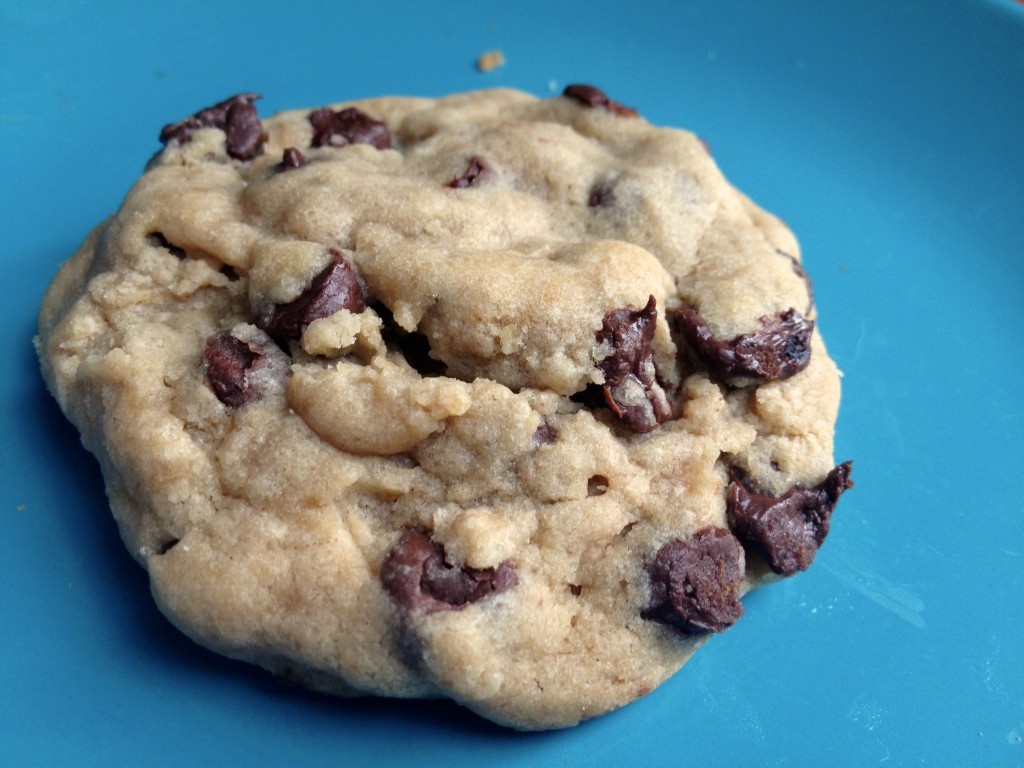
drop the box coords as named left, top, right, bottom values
left=3, top=1, right=1023, bottom=765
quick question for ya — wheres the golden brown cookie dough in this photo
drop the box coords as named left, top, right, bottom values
left=36, top=86, right=851, bottom=730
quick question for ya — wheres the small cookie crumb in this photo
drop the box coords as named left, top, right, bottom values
left=476, top=50, right=506, bottom=72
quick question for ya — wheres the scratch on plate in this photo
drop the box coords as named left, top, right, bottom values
left=853, top=318, right=867, bottom=362
left=820, top=553, right=925, bottom=629
left=848, top=694, right=883, bottom=731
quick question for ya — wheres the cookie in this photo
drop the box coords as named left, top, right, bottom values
left=36, top=86, right=852, bottom=730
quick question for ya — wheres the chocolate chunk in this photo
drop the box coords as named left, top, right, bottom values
left=598, top=295, right=673, bottom=433
left=277, top=147, right=310, bottom=172
left=380, top=531, right=517, bottom=614
left=308, top=107, right=391, bottom=149
left=159, top=93, right=266, bottom=160
left=728, top=462, right=854, bottom=576
left=446, top=156, right=490, bottom=188
left=674, top=307, right=814, bottom=381
left=260, top=251, right=366, bottom=340
left=587, top=475, right=609, bottom=496
left=643, top=528, right=745, bottom=634
left=204, top=332, right=265, bottom=407
left=533, top=421, right=557, bottom=445
left=221, top=102, right=265, bottom=161
left=563, top=84, right=638, bottom=117
left=587, top=179, right=615, bottom=208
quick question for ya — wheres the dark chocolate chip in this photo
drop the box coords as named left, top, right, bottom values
left=260, top=250, right=366, bottom=340
left=308, top=107, right=391, bottom=150
left=643, top=527, right=745, bottom=634
left=533, top=421, right=557, bottom=445
left=380, top=531, right=517, bottom=614
left=147, top=232, right=187, bottom=259
left=587, top=179, right=615, bottom=208
left=562, top=84, right=638, bottom=117
left=587, top=475, right=609, bottom=496
left=446, top=156, right=490, bottom=188
left=204, top=331, right=265, bottom=407
left=674, top=307, right=814, bottom=381
left=277, top=146, right=310, bottom=172
left=598, top=295, right=673, bottom=433
left=159, top=93, right=266, bottom=160
left=617, top=520, right=637, bottom=538
left=728, top=462, right=853, bottom=576
left=222, top=100, right=265, bottom=160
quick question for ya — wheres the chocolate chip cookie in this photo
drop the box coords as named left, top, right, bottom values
left=36, top=86, right=852, bottom=730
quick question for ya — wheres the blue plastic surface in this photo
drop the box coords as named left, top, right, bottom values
left=3, top=1, right=1023, bottom=765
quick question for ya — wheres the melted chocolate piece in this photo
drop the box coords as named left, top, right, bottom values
left=308, top=107, right=391, bottom=149
left=260, top=251, right=366, bottom=340
left=159, top=93, right=265, bottom=160
left=380, top=531, right=517, bottom=614
left=587, top=179, right=615, bottom=208
left=729, top=462, right=854, bottom=576
left=204, top=332, right=265, bottom=407
left=598, top=296, right=673, bottom=433
left=562, top=84, right=638, bottom=117
left=278, top=147, right=310, bottom=172
left=643, top=528, right=745, bottom=634
left=674, top=307, right=814, bottom=381
left=446, top=156, right=490, bottom=188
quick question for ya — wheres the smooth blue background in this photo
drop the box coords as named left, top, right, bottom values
left=3, top=1, right=1023, bottom=765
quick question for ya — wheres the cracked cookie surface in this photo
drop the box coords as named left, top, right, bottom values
left=37, top=86, right=851, bottom=730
